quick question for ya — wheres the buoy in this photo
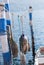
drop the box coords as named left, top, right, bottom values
left=19, top=15, right=30, bottom=54
left=19, top=34, right=30, bottom=54
left=10, top=33, right=18, bottom=58
left=8, top=13, right=18, bottom=58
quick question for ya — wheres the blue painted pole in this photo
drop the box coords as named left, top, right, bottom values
left=3, top=0, right=12, bottom=65
left=0, top=3, right=11, bottom=65
left=29, top=6, right=35, bottom=65
left=3, top=0, right=11, bottom=26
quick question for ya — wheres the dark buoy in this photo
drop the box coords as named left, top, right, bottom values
left=19, top=34, right=30, bottom=54
left=19, top=15, right=30, bottom=65
left=10, top=32, right=18, bottom=58
left=19, top=16, right=30, bottom=54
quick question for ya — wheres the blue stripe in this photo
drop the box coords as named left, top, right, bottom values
left=6, top=20, right=11, bottom=25
left=0, top=31, right=7, bottom=36
left=5, top=4, right=9, bottom=11
left=0, top=19, right=6, bottom=33
left=3, top=52, right=11, bottom=65
left=29, top=13, right=32, bottom=20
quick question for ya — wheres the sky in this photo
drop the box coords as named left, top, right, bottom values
left=0, top=0, right=44, bottom=12
left=9, top=0, right=44, bottom=12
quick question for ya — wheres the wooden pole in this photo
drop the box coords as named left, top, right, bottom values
left=29, top=6, right=35, bottom=65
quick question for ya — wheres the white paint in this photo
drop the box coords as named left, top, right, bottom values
left=38, top=58, right=44, bottom=64
left=0, top=11, right=5, bottom=19
left=0, top=3, right=5, bottom=18
left=0, top=35, right=9, bottom=53
left=24, top=36, right=28, bottom=41
left=35, top=58, right=38, bottom=65
left=35, top=47, right=44, bottom=65
left=35, top=57, right=44, bottom=65
left=5, top=11, right=11, bottom=20
left=0, top=38, right=2, bottom=52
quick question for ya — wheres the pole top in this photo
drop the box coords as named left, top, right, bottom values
left=29, top=6, right=32, bottom=13
left=0, top=2, right=5, bottom=6
left=29, top=6, right=32, bottom=9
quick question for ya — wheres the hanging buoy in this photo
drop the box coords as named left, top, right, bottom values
left=9, top=13, right=18, bottom=58
left=10, top=33, right=18, bottom=58
left=19, top=34, right=30, bottom=54
left=19, top=15, right=30, bottom=54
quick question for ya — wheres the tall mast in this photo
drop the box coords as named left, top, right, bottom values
left=29, top=6, right=35, bottom=65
